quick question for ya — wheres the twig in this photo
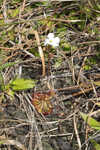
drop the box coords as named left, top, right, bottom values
left=2, top=0, right=8, bottom=23
left=33, top=30, right=46, bottom=76
left=0, top=136, right=27, bottom=150
left=77, top=46, right=91, bottom=84
left=22, top=93, right=43, bottom=150
left=79, top=40, right=100, bottom=45
left=42, top=133, right=72, bottom=138
left=49, top=18, right=84, bottom=23
left=73, top=114, right=81, bottom=150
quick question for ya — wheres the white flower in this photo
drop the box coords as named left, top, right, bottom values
left=47, top=33, right=54, bottom=39
left=44, top=33, right=60, bottom=47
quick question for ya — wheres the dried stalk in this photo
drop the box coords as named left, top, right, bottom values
left=33, top=30, right=45, bottom=76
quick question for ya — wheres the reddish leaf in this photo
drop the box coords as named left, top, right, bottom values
left=32, top=90, right=55, bottom=115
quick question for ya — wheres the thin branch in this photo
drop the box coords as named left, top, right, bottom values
left=33, top=30, right=46, bottom=76
left=73, top=114, right=82, bottom=150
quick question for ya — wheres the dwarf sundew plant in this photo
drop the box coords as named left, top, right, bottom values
left=44, top=33, right=60, bottom=47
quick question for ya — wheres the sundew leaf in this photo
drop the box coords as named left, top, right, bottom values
left=32, top=91, right=53, bottom=115
left=80, top=112, right=100, bottom=130
left=90, top=139, right=100, bottom=150
left=10, top=78, right=36, bottom=91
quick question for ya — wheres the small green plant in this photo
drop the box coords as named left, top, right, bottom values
left=80, top=112, right=100, bottom=130
left=80, top=112, right=100, bottom=150
left=0, top=62, right=36, bottom=102
left=0, top=62, right=18, bottom=92
left=9, top=78, right=36, bottom=91
left=90, top=139, right=100, bottom=150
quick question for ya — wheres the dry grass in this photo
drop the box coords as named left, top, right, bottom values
left=0, top=0, right=100, bottom=150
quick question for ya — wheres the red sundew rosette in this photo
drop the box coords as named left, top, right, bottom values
left=31, top=90, right=55, bottom=115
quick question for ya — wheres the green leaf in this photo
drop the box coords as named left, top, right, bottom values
left=0, top=62, right=18, bottom=71
left=95, top=102, right=100, bottom=107
left=93, top=81, right=100, bottom=86
left=80, top=112, right=100, bottom=130
left=62, top=42, right=71, bottom=51
left=83, top=65, right=91, bottom=71
left=54, top=58, right=62, bottom=68
left=7, top=89, right=15, bottom=99
left=10, top=78, right=36, bottom=91
left=90, top=139, right=100, bottom=150
left=0, top=72, right=4, bottom=91
left=11, top=8, right=19, bottom=17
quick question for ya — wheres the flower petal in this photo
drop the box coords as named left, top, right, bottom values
left=47, top=33, right=54, bottom=39
left=44, top=39, right=49, bottom=46
left=44, top=33, right=60, bottom=47
left=54, top=37, right=60, bottom=44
